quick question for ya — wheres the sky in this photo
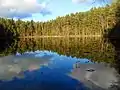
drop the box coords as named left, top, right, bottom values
left=0, top=0, right=112, bottom=22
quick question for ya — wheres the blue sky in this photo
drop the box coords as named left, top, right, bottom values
left=29, top=0, right=94, bottom=21
left=0, top=0, right=112, bottom=22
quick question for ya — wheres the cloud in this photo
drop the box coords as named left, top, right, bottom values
left=0, top=0, right=51, bottom=19
left=72, top=0, right=99, bottom=6
left=72, top=0, right=88, bottom=4
left=72, top=0, right=112, bottom=5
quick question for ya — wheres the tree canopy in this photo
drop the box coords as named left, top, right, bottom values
left=0, top=0, right=119, bottom=38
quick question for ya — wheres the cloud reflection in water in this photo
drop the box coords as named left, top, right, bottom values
left=0, top=50, right=118, bottom=90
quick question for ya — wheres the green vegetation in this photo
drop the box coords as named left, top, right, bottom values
left=0, top=2, right=118, bottom=38
left=0, top=37, right=115, bottom=64
left=0, top=0, right=119, bottom=67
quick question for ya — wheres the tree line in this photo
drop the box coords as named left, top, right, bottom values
left=0, top=1, right=119, bottom=38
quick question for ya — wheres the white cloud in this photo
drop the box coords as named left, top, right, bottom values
left=72, top=0, right=88, bottom=4
left=0, top=0, right=51, bottom=19
left=72, top=0, right=111, bottom=4
left=72, top=0, right=102, bottom=4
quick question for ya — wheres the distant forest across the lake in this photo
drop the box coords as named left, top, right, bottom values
left=0, top=0, right=119, bottom=38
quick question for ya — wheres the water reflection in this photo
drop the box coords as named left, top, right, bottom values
left=0, top=37, right=115, bottom=64
left=0, top=51, right=52, bottom=80
left=0, top=50, right=118, bottom=90
left=108, top=38, right=120, bottom=89
left=0, top=38, right=18, bottom=56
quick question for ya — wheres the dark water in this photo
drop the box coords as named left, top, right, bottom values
left=0, top=37, right=120, bottom=90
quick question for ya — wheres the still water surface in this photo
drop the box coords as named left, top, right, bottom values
left=0, top=37, right=119, bottom=90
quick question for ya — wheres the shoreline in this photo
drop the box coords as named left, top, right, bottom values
left=19, top=35, right=102, bottom=38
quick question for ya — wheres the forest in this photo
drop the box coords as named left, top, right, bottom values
left=0, top=1, right=119, bottom=38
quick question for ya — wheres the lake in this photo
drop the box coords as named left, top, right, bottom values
left=0, top=37, right=120, bottom=90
